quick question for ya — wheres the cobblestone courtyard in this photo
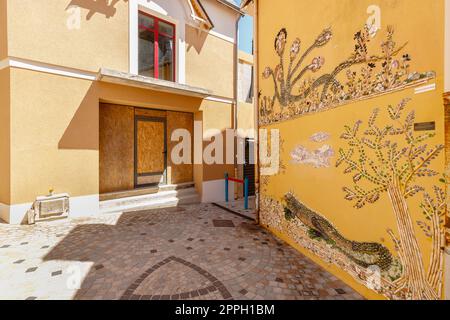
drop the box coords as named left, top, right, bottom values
left=0, top=204, right=362, bottom=300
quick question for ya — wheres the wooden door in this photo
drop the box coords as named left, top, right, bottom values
left=135, top=116, right=167, bottom=187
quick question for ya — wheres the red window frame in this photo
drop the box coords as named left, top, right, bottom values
left=138, top=11, right=176, bottom=81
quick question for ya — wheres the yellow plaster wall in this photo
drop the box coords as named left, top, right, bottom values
left=0, top=0, right=7, bottom=60
left=200, top=99, right=235, bottom=181
left=8, top=67, right=206, bottom=204
left=193, top=111, right=204, bottom=196
left=237, top=101, right=255, bottom=132
left=446, top=0, right=450, bottom=92
left=0, top=68, right=10, bottom=205
left=6, top=0, right=129, bottom=72
left=257, top=0, right=445, bottom=299
left=185, top=25, right=235, bottom=98
left=9, top=68, right=99, bottom=204
left=9, top=66, right=235, bottom=203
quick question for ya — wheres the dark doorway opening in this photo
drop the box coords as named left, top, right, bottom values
left=243, top=138, right=255, bottom=197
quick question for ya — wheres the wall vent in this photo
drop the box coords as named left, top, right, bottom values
left=28, top=193, right=70, bottom=224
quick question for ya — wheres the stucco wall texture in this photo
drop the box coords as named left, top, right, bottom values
left=0, top=0, right=7, bottom=60
left=0, top=68, right=10, bottom=205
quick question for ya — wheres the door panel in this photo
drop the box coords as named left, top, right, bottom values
left=99, top=104, right=135, bottom=194
left=167, top=111, right=194, bottom=184
left=135, top=117, right=167, bottom=187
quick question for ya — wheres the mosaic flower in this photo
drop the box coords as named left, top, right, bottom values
left=310, top=132, right=331, bottom=143
left=316, top=28, right=333, bottom=47
left=262, top=67, right=272, bottom=79
left=391, top=60, right=399, bottom=69
left=290, top=38, right=301, bottom=61
left=274, top=28, right=287, bottom=56
left=275, top=64, right=283, bottom=82
left=309, top=56, right=325, bottom=72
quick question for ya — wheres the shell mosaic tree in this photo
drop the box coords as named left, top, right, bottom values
left=336, top=98, right=445, bottom=300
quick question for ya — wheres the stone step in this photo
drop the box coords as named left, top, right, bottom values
left=99, top=182, right=195, bottom=201
left=99, top=187, right=200, bottom=214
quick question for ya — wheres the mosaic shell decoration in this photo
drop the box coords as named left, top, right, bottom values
left=260, top=25, right=435, bottom=126
left=290, top=144, right=334, bottom=168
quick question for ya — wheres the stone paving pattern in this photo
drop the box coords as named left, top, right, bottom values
left=214, top=196, right=257, bottom=220
left=0, top=204, right=363, bottom=300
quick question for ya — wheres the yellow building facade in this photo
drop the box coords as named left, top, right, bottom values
left=0, top=0, right=253, bottom=224
left=246, top=0, right=450, bottom=299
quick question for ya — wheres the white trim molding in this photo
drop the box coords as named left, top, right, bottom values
left=0, top=194, right=100, bottom=225
left=414, top=83, right=436, bottom=95
left=0, top=58, right=9, bottom=71
left=205, top=95, right=235, bottom=104
left=209, top=30, right=235, bottom=44
left=2, top=57, right=97, bottom=80
left=186, top=22, right=236, bottom=44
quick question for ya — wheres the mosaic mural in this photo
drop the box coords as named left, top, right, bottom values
left=261, top=99, right=445, bottom=300
left=260, top=196, right=403, bottom=299
left=290, top=132, right=334, bottom=168
left=310, top=132, right=331, bottom=143
left=336, top=98, right=445, bottom=300
left=260, top=25, right=435, bottom=126
left=290, top=144, right=334, bottom=168
left=283, top=192, right=394, bottom=271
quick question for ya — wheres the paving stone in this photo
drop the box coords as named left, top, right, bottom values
left=0, top=203, right=362, bottom=300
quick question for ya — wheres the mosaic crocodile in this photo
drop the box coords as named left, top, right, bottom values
left=283, top=192, right=393, bottom=271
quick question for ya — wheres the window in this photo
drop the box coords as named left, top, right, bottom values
left=138, top=12, right=175, bottom=81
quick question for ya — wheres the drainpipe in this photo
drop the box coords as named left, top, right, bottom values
left=253, top=0, right=260, bottom=225
left=233, top=13, right=242, bottom=200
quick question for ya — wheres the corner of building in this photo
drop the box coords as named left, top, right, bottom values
left=446, top=0, right=450, bottom=93
left=0, top=66, right=11, bottom=224
left=445, top=0, right=450, bottom=301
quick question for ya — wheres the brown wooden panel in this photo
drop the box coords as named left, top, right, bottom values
left=135, top=108, right=167, bottom=118
left=137, top=120, right=165, bottom=174
left=99, top=104, right=134, bottom=194
left=137, top=175, right=163, bottom=185
left=167, top=111, right=194, bottom=184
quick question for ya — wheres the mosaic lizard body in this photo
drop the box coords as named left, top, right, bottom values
left=284, top=192, right=393, bottom=271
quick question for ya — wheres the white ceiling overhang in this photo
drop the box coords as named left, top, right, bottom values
left=97, top=68, right=211, bottom=98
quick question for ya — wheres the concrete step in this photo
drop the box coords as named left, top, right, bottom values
left=99, top=187, right=200, bottom=214
left=99, top=182, right=195, bottom=201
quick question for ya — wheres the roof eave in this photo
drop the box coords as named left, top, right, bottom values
left=97, top=68, right=212, bottom=99
left=214, top=0, right=245, bottom=15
